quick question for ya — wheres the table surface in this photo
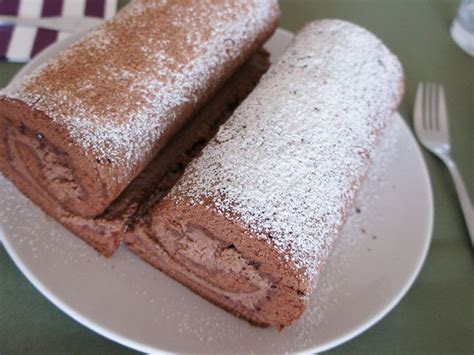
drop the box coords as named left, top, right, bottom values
left=1, top=0, right=473, bottom=354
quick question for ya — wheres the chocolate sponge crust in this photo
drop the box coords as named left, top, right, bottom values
left=0, top=50, right=271, bottom=256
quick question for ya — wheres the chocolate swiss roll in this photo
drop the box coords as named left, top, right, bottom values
left=126, top=20, right=404, bottom=328
left=59, top=50, right=271, bottom=256
left=0, top=0, right=279, bottom=219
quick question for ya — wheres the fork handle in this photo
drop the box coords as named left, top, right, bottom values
left=444, top=158, right=474, bottom=246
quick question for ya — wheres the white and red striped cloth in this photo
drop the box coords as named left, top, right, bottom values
left=0, top=0, right=117, bottom=62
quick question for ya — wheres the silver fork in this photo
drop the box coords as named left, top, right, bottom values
left=414, top=82, right=473, bottom=246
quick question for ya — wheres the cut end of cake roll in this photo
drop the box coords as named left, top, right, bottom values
left=127, top=199, right=310, bottom=329
left=0, top=99, right=108, bottom=214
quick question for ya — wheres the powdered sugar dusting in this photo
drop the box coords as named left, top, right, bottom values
left=1, top=0, right=278, bottom=182
left=169, top=20, right=403, bottom=279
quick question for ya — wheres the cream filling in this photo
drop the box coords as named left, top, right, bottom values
left=5, top=121, right=85, bottom=205
left=149, top=222, right=272, bottom=310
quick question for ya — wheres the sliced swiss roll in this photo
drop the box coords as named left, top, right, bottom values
left=126, top=19, right=404, bottom=329
left=0, top=0, right=279, bottom=218
left=0, top=0, right=279, bottom=255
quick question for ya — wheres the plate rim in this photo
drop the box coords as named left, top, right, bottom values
left=0, top=27, right=434, bottom=354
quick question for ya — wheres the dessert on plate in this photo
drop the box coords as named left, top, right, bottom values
left=0, top=0, right=405, bottom=330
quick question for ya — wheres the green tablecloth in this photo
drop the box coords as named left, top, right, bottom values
left=1, top=0, right=472, bottom=353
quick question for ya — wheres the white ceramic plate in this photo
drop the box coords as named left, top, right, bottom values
left=0, top=29, right=433, bottom=354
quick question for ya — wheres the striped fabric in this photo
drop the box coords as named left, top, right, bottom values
left=0, top=0, right=117, bottom=62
